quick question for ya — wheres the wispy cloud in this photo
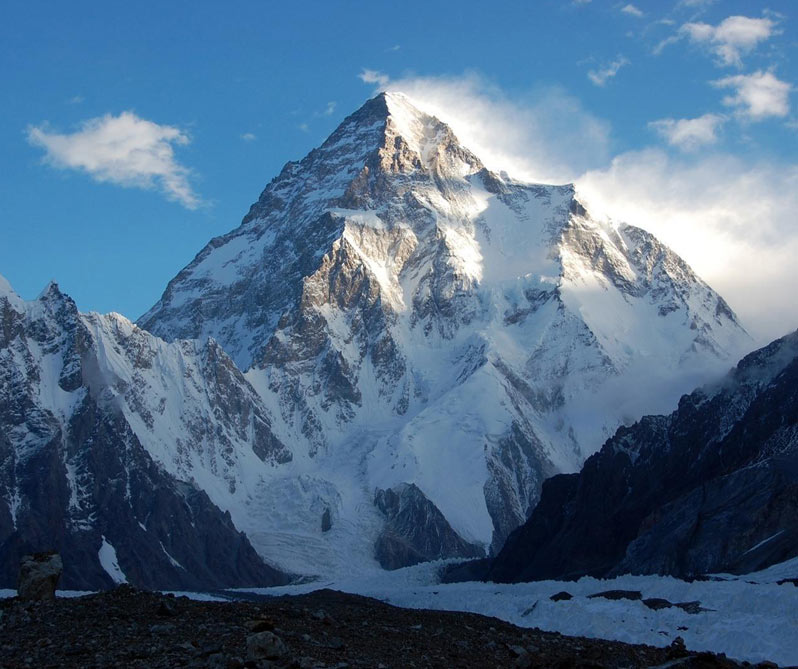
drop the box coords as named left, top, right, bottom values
left=359, top=69, right=390, bottom=87
left=676, top=0, right=717, bottom=9
left=27, top=112, right=201, bottom=209
left=66, top=95, right=84, bottom=105
left=323, top=101, right=337, bottom=116
left=240, top=132, right=257, bottom=142
left=653, top=35, right=680, bottom=56
left=679, top=15, right=778, bottom=67
left=386, top=45, right=401, bottom=52
left=587, top=57, right=629, bottom=86
left=621, top=4, right=643, bottom=18
left=713, top=70, right=791, bottom=120
left=648, top=113, right=725, bottom=151
left=578, top=150, right=798, bottom=342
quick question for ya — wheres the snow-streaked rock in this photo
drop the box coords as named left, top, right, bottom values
left=139, top=92, right=751, bottom=572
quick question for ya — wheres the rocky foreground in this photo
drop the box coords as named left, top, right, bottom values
left=0, top=586, right=774, bottom=668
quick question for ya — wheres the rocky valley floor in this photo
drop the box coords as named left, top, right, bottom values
left=0, top=586, right=777, bottom=669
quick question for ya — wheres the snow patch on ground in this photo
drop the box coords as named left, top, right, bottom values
left=235, top=559, right=798, bottom=666
left=0, top=589, right=94, bottom=599
left=98, top=536, right=127, bottom=585
left=161, top=591, right=229, bottom=602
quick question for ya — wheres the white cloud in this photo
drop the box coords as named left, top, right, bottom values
left=677, top=0, right=717, bottom=8
left=587, top=57, right=629, bottom=86
left=359, top=69, right=390, bottom=87
left=653, top=35, right=680, bottom=55
left=680, top=15, right=778, bottom=67
left=713, top=70, right=791, bottom=120
left=323, top=101, right=337, bottom=116
left=241, top=132, right=257, bottom=142
left=27, top=112, right=201, bottom=209
left=648, top=113, right=725, bottom=150
left=359, top=70, right=611, bottom=184
left=577, top=150, right=798, bottom=342
left=621, top=4, right=644, bottom=18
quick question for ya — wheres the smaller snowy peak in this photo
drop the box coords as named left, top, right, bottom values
left=0, top=273, right=23, bottom=311
left=36, top=280, right=62, bottom=301
left=0, top=273, right=18, bottom=299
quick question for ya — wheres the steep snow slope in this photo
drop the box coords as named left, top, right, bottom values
left=139, top=92, right=751, bottom=571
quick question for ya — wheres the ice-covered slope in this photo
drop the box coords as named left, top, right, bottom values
left=139, top=92, right=751, bottom=570
left=0, top=277, right=290, bottom=589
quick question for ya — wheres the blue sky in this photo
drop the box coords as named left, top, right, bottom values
left=1, top=0, right=795, bottom=340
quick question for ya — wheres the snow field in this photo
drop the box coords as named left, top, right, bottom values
left=237, top=558, right=798, bottom=666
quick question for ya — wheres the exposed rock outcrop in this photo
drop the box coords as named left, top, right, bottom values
left=373, top=483, right=484, bottom=569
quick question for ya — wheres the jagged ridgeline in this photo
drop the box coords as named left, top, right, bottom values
left=2, top=93, right=751, bottom=586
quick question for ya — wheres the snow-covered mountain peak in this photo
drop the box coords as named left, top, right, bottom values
left=0, top=273, right=23, bottom=311
left=135, top=93, right=754, bottom=574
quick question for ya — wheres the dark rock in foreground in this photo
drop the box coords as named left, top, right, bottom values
left=17, top=551, right=62, bottom=601
left=0, top=586, right=753, bottom=668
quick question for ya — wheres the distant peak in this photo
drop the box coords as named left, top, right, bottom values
left=0, top=273, right=23, bottom=309
left=0, top=272, right=16, bottom=297
left=37, top=280, right=62, bottom=301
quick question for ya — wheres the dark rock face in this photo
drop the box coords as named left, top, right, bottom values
left=0, top=283, right=290, bottom=590
left=489, top=331, right=798, bottom=582
left=374, top=483, right=484, bottom=569
left=1, top=388, right=289, bottom=591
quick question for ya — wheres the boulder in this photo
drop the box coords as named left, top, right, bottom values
left=18, top=552, right=62, bottom=601
left=246, top=631, right=288, bottom=661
